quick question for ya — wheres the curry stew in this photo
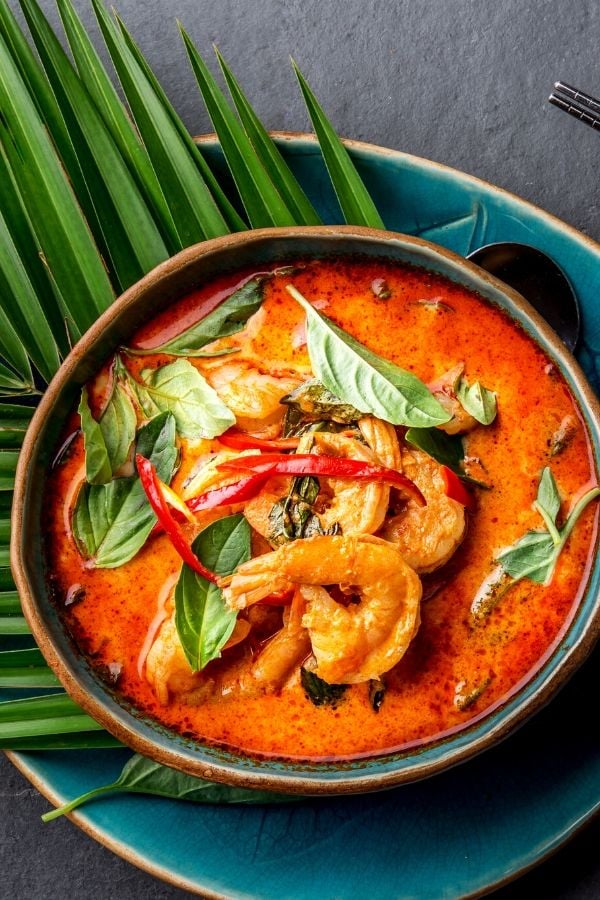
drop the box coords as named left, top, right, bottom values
left=44, top=257, right=598, bottom=760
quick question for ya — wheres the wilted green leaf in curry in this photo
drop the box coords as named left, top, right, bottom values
left=288, top=286, right=450, bottom=428
left=301, top=667, right=348, bottom=707
left=534, top=466, right=561, bottom=537
left=175, top=515, right=251, bottom=671
left=78, top=387, right=112, bottom=485
left=42, top=751, right=300, bottom=821
left=129, top=277, right=266, bottom=357
left=72, top=412, right=177, bottom=568
left=130, top=359, right=235, bottom=439
left=456, top=377, right=497, bottom=425
left=281, top=379, right=363, bottom=425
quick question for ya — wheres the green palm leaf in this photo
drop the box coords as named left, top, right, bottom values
left=216, top=48, right=321, bottom=226
left=0, top=144, right=70, bottom=359
left=92, top=0, right=229, bottom=245
left=0, top=0, right=112, bottom=281
left=115, top=13, right=247, bottom=234
left=180, top=26, right=295, bottom=229
left=0, top=30, right=115, bottom=335
left=0, top=693, right=103, bottom=738
left=0, top=209, right=61, bottom=383
left=292, top=60, right=384, bottom=229
left=0, top=591, right=20, bottom=615
left=20, top=0, right=170, bottom=293
left=56, top=0, right=181, bottom=254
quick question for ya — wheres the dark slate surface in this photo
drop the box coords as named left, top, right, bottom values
left=2, top=0, right=600, bottom=897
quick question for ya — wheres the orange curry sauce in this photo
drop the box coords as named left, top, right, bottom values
left=44, top=258, right=598, bottom=760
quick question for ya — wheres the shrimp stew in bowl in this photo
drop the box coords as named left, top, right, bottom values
left=15, top=229, right=600, bottom=790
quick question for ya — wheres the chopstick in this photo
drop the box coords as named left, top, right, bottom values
left=549, top=81, right=600, bottom=131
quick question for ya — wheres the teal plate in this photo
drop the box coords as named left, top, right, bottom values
left=7, top=134, right=600, bottom=898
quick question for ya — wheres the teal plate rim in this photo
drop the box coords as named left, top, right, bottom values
left=6, top=133, right=600, bottom=899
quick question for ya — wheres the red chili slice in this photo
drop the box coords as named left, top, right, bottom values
left=217, top=453, right=426, bottom=507
left=136, top=455, right=218, bottom=583
left=440, top=465, right=474, bottom=509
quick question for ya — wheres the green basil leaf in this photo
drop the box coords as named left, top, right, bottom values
left=101, top=381, right=137, bottom=473
left=175, top=514, right=250, bottom=671
left=78, top=387, right=112, bottom=485
left=405, top=427, right=464, bottom=471
left=42, top=751, right=300, bottom=821
left=132, top=358, right=235, bottom=439
left=456, top=377, right=497, bottom=425
left=72, top=412, right=177, bottom=568
left=496, top=530, right=557, bottom=584
left=129, top=276, right=265, bottom=357
left=288, top=286, right=450, bottom=427
left=79, top=380, right=136, bottom=484
left=536, top=466, right=561, bottom=526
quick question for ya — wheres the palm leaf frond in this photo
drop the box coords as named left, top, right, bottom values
left=92, top=0, right=230, bottom=245
left=180, top=26, right=295, bottom=229
left=20, top=0, right=170, bottom=293
left=0, top=29, right=115, bottom=335
left=115, top=12, right=246, bottom=233
left=292, top=60, right=385, bottom=229
left=216, top=48, right=321, bottom=226
left=56, top=0, right=181, bottom=254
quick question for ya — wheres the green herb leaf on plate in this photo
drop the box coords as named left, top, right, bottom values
left=287, top=286, right=450, bottom=428
left=533, top=466, right=561, bottom=541
left=72, top=412, right=177, bottom=568
left=405, top=427, right=464, bottom=471
left=42, top=751, right=300, bottom=822
left=175, top=514, right=250, bottom=671
left=456, top=377, right=497, bottom=425
left=128, top=276, right=265, bottom=357
left=291, top=61, right=385, bottom=229
left=130, top=359, right=235, bottom=439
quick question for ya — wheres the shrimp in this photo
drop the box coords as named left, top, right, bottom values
left=381, top=447, right=465, bottom=573
left=221, top=534, right=422, bottom=684
left=429, top=364, right=478, bottom=435
left=201, top=360, right=302, bottom=437
left=145, top=604, right=250, bottom=704
left=244, top=417, right=401, bottom=543
left=244, top=590, right=311, bottom=693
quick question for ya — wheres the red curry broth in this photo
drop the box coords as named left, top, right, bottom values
left=44, top=257, right=598, bottom=760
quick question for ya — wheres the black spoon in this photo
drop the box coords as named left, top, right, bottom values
left=467, top=242, right=580, bottom=352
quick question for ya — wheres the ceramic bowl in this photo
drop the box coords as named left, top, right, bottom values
left=11, top=225, right=600, bottom=794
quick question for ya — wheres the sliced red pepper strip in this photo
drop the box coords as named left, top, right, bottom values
left=217, top=454, right=426, bottom=507
left=186, top=473, right=270, bottom=513
left=219, top=430, right=300, bottom=451
left=136, top=454, right=218, bottom=583
left=256, top=588, right=294, bottom=607
left=151, top=473, right=270, bottom=537
left=440, top=465, right=474, bottom=509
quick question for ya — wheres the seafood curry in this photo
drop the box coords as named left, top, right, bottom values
left=44, top=257, right=599, bottom=760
